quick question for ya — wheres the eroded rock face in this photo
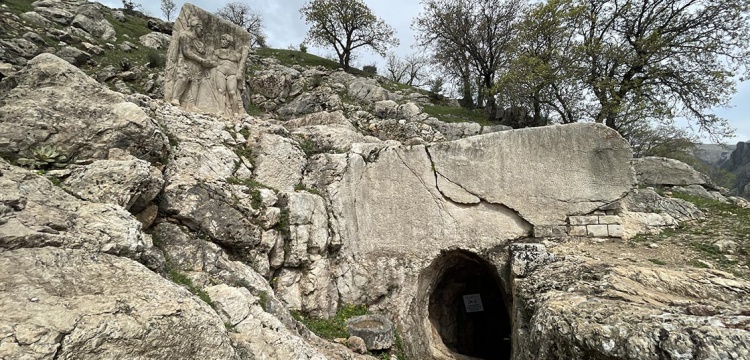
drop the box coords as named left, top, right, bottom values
left=0, top=247, right=238, bottom=360
left=0, top=54, right=170, bottom=164
left=0, top=159, right=155, bottom=263
left=513, top=256, right=750, bottom=360
left=633, top=156, right=714, bottom=188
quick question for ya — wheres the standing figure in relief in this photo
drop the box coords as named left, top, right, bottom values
left=168, top=17, right=216, bottom=110
left=212, top=33, right=249, bottom=118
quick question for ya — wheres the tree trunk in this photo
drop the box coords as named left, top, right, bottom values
left=460, top=61, right=473, bottom=108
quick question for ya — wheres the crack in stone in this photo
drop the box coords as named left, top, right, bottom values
left=393, top=148, right=456, bottom=225
left=424, top=146, right=533, bottom=229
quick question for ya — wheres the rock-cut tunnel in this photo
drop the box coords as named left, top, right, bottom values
left=428, top=250, right=512, bottom=359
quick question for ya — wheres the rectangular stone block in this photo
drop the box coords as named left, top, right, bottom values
left=533, top=225, right=568, bottom=238
left=598, top=215, right=621, bottom=225
left=568, top=225, right=587, bottom=236
left=608, top=225, right=624, bottom=238
left=587, top=225, right=609, bottom=237
left=568, top=216, right=599, bottom=226
left=592, top=210, right=606, bottom=215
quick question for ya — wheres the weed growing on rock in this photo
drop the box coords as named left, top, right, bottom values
left=17, top=145, right=69, bottom=170
left=294, top=183, right=324, bottom=197
left=291, top=304, right=368, bottom=340
left=146, top=49, right=166, bottom=68
left=168, top=269, right=214, bottom=307
left=648, top=258, right=667, bottom=266
left=226, top=177, right=266, bottom=209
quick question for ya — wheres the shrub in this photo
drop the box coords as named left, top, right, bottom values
left=146, top=49, right=166, bottom=68
left=363, top=64, right=377, bottom=75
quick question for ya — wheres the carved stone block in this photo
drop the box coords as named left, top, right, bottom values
left=165, top=3, right=251, bottom=118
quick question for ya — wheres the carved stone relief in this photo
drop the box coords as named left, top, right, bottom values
left=165, top=3, right=251, bottom=118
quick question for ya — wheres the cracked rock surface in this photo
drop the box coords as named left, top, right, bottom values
left=0, top=247, right=239, bottom=360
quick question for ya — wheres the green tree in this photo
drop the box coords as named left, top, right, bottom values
left=300, top=0, right=399, bottom=69
left=575, top=0, right=748, bottom=138
left=498, top=0, right=750, bottom=141
left=495, top=0, right=584, bottom=126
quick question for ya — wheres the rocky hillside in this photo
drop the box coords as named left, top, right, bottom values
left=722, top=141, right=750, bottom=199
left=1, top=1, right=750, bottom=360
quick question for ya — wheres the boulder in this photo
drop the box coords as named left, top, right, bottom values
left=374, top=100, right=398, bottom=118
left=0, top=38, right=40, bottom=61
left=139, top=32, right=171, bottom=49
left=147, top=18, right=173, bottom=35
left=0, top=159, right=154, bottom=262
left=62, top=156, right=164, bottom=213
left=55, top=45, right=91, bottom=66
left=424, top=118, right=481, bottom=140
left=513, top=257, right=750, bottom=360
left=252, top=133, right=307, bottom=192
left=277, top=87, right=343, bottom=118
left=20, top=11, right=51, bottom=26
left=71, top=3, right=116, bottom=41
left=348, top=79, right=391, bottom=104
left=633, top=156, right=714, bottom=188
left=0, top=54, right=170, bottom=164
left=0, top=247, right=238, bottom=359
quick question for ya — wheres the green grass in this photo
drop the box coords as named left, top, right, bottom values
left=168, top=269, right=214, bottom=306
left=2, top=0, right=34, bottom=13
left=291, top=304, right=368, bottom=340
left=256, top=48, right=341, bottom=70
left=226, top=177, right=267, bottom=209
left=648, top=258, right=667, bottom=266
left=422, top=104, right=494, bottom=126
left=254, top=48, right=373, bottom=77
left=671, top=192, right=750, bottom=237
left=105, top=13, right=151, bottom=42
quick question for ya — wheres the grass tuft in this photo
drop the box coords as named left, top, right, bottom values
left=291, top=304, right=368, bottom=340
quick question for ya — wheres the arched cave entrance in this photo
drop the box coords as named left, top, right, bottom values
left=428, top=250, right=512, bottom=360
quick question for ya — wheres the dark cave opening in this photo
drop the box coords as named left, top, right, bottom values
left=428, top=251, right=512, bottom=360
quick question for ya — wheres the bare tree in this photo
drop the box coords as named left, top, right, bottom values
left=216, top=2, right=266, bottom=47
left=160, top=0, right=176, bottom=21
left=300, top=0, right=399, bottom=69
left=415, top=0, right=525, bottom=119
left=384, top=53, right=429, bottom=86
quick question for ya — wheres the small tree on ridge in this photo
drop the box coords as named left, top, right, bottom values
left=300, top=0, right=399, bottom=69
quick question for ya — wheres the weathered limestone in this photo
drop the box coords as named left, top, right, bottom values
left=0, top=158, right=156, bottom=263
left=633, top=156, right=714, bottom=188
left=0, top=54, right=170, bottom=164
left=512, top=256, right=750, bottom=360
left=0, top=247, right=238, bottom=360
left=428, top=124, right=634, bottom=226
left=165, top=3, right=250, bottom=118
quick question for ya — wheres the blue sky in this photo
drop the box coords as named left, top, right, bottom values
left=95, top=0, right=750, bottom=143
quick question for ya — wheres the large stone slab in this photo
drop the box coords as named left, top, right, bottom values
left=428, top=123, right=634, bottom=225
left=164, top=3, right=251, bottom=118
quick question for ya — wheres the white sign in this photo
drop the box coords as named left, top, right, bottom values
left=463, top=294, right=484, bottom=313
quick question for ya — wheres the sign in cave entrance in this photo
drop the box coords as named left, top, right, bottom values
left=428, top=251, right=512, bottom=360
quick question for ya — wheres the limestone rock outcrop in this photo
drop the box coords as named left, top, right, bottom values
left=513, top=255, right=750, bottom=360
left=0, top=247, right=239, bottom=360
left=723, top=141, right=750, bottom=199
left=0, top=54, right=170, bottom=164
